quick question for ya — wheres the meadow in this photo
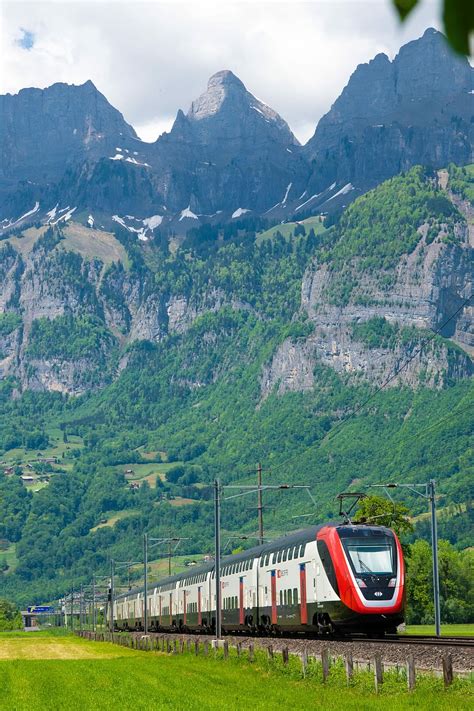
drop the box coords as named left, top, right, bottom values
left=0, top=631, right=472, bottom=711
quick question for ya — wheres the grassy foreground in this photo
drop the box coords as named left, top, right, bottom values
left=0, top=632, right=472, bottom=711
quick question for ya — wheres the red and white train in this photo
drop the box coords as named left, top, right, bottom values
left=114, top=522, right=405, bottom=636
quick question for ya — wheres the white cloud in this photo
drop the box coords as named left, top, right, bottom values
left=0, top=1, right=442, bottom=143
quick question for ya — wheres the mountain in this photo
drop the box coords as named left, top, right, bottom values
left=303, top=28, right=473, bottom=204
left=1, top=29, right=472, bottom=235
left=0, top=80, right=139, bottom=190
left=145, top=70, right=309, bottom=216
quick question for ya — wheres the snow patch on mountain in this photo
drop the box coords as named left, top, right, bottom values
left=326, top=183, right=354, bottom=201
left=232, top=208, right=250, bottom=219
left=1, top=201, right=40, bottom=230
left=281, top=182, right=292, bottom=205
left=143, top=215, right=163, bottom=229
left=179, top=206, right=198, bottom=221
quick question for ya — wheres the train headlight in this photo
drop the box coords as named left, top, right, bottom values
left=388, top=578, right=396, bottom=588
left=355, top=578, right=367, bottom=588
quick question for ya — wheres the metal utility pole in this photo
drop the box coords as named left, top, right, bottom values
left=92, top=576, right=96, bottom=632
left=109, top=559, right=115, bottom=633
left=79, top=584, right=83, bottom=632
left=70, top=586, right=74, bottom=631
left=429, top=480, right=441, bottom=637
left=214, top=479, right=222, bottom=641
left=143, top=533, right=148, bottom=635
left=213, top=479, right=314, bottom=643
left=142, top=536, right=189, bottom=633
left=168, top=540, right=172, bottom=577
left=370, top=480, right=442, bottom=637
left=257, top=463, right=264, bottom=546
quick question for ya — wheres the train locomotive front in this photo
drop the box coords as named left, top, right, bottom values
left=315, top=523, right=405, bottom=634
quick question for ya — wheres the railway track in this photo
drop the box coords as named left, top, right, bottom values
left=354, top=635, right=474, bottom=648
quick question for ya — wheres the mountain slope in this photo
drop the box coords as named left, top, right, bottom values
left=0, top=166, right=472, bottom=605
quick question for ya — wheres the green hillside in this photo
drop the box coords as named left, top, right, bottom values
left=0, top=166, right=472, bottom=607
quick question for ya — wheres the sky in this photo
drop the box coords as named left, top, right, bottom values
left=1, top=0, right=442, bottom=144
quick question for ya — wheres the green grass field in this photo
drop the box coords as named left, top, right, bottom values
left=0, top=631, right=472, bottom=710
left=256, top=216, right=326, bottom=243
left=404, top=624, right=474, bottom=637
left=116, top=461, right=184, bottom=487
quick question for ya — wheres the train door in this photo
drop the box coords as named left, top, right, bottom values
left=270, top=569, right=277, bottom=624
left=299, top=563, right=308, bottom=624
left=183, top=590, right=187, bottom=626
left=239, top=577, right=244, bottom=624
left=159, top=594, right=162, bottom=626
left=169, top=593, right=173, bottom=625
left=198, top=586, right=202, bottom=625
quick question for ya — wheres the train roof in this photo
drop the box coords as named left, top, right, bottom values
left=115, top=521, right=394, bottom=600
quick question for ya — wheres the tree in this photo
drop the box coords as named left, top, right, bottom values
left=0, top=598, right=23, bottom=631
left=354, top=495, right=414, bottom=541
left=405, top=540, right=474, bottom=624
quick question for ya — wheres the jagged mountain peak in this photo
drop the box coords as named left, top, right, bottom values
left=183, top=69, right=299, bottom=147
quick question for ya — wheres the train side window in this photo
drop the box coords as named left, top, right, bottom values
left=282, top=549, right=287, bottom=562
left=283, top=589, right=287, bottom=605
left=279, top=590, right=283, bottom=605
left=276, top=551, right=281, bottom=563
left=288, top=548, right=293, bottom=560
left=259, top=557, right=263, bottom=567
left=287, top=589, right=292, bottom=605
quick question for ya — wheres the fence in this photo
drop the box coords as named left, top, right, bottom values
left=75, top=630, right=460, bottom=693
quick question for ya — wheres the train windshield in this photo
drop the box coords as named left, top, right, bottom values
left=341, top=536, right=395, bottom=575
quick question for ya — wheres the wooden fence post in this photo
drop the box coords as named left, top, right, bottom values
left=236, top=642, right=242, bottom=657
left=282, top=647, right=289, bottom=666
left=374, top=653, right=383, bottom=693
left=248, top=644, right=254, bottom=662
left=301, top=649, right=308, bottom=678
left=223, top=641, right=229, bottom=659
left=194, top=640, right=199, bottom=656
left=267, top=646, right=273, bottom=660
left=345, top=652, right=353, bottom=685
left=406, top=655, right=416, bottom=691
left=321, top=648, right=330, bottom=682
left=442, top=654, right=453, bottom=688
left=179, top=640, right=184, bottom=654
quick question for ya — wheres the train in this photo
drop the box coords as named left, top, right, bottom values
left=113, top=522, right=405, bottom=636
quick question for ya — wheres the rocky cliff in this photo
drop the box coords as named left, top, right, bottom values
left=1, top=29, right=471, bottom=234
left=304, top=29, right=473, bottom=200
left=1, top=165, right=472, bottom=397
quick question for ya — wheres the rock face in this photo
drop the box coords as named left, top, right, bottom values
left=146, top=70, right=308, bottom=215
left=261, top=204, right=473, bottom=399
left=0, top=80, right=138, bottom=191
left=304, top=29, right=473, bottom=197
left=1, top=29, right=471, bottom=232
